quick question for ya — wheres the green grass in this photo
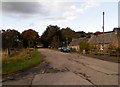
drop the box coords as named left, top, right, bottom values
left=2, top=49, right=44, bottom=75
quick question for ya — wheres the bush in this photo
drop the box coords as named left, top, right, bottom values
left=109, top=50, right=117, bottom=57
left=94, top=51, right=104, bottom=55
left=116, top=47, right=120, bottom=52
left=116, top=47, right=120, bottom=57
left=79, top=42, right=90, bottom=54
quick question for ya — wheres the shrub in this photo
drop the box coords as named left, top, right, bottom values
left=116, top=47, right=120, bottom=56
left=79, top=42, right=90, bottom=54
left=109, top=50, right=117, bottom=57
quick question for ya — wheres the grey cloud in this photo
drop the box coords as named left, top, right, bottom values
left=43, top=17, right=66, bottom=21
left=2, top=0, right=39, bottom=2
left=2, top=2, right=50, bottom=17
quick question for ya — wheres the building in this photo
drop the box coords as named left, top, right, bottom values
left=117, top=28, right=120, bottom=47
left=68, top=28, right=120, bottom=52
left=88, top=28, right=119, bottom=51
left=68, top=37, right=89, bottom=51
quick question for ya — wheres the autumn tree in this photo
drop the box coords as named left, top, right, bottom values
left=21, top=29, right=39, bottom=48
left=41, top=25, right=62, bottom=48
left=76, top=31, right=86, bottom=38
left=2, top=29, right=21, bottom=55
left=51, top=35, right=61, bottom=48
left=61, top=27, right=77, bottom=46
left=75, top=31, right=93, bottom=38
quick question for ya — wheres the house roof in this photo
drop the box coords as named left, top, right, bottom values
left=88, top=32, right=118, bottom=44
left=69, top=29, right=119, bottom=46
left=69, top=37, right=89, bottom=46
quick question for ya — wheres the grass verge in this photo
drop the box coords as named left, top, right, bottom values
left=2, top=49, right=44, bottom=76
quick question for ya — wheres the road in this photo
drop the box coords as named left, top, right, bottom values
left=3, top=49, right=119, bottom=86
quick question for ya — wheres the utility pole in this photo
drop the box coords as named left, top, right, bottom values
left=102, top=12, right=105, bottom=50
left=103, top=12, right=105, bottom=33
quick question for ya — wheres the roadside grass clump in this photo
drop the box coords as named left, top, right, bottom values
left=2, top=48, right=43, bottom=76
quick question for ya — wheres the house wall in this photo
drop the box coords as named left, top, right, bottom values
left=89, top=31, right=119, bottom=51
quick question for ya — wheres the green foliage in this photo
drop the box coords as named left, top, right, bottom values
left=2, top=29, right=21, bottom=49
left=75, top=31, right=93, bottom=38
left=79, top=42, right=90, bottom=53
left=61, top=27, right=77, bottom=45
left=2, top=29, right=40, bottom=50
left=116, top=47, right=120, bottom=56
left=51, top=35, right=61, bottom=48
left=41, top=25, right=78, bottom=48
left=21, top=29, right=39, bottom=48
left=109, top=50, right=117, bottom=57
left=116, top=47, right=120, bottom=52
left=61, top=27, right=76, bottom=38
left=2, top=29, right=22, bottom=55
left=2, top=49, right=43, bottom=75
left=76, top=31, right=86, bottom=38
left=41, top=25, right=61, bottom=48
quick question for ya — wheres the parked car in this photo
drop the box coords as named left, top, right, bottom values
left=60, top=47, right=71, bottom=52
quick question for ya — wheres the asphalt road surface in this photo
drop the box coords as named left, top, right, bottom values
left=3, top=48, right=119, bottom=86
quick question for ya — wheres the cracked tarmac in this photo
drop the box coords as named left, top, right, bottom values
left=2, top=48, right=119, bottom=86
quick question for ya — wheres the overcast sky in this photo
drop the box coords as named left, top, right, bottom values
left=118, top=1, right=120, bottom=27
left=1, top=0, right=119, bottom=35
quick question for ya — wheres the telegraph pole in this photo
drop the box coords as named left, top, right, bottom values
left=103, top=12, right=104, bottom=33
left=102, top=12, right=105, bottom=50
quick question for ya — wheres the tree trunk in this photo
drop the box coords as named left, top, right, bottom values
left=7, top=48, right=10, bottom=56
